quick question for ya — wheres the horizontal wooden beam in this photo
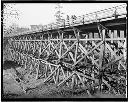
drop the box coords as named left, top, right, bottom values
left=9, top=48, right=59, bottom=67
left=13, top=38, right=126, bottom=42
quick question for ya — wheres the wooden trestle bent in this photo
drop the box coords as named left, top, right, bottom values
left=3, top=5, right=127, bottom=96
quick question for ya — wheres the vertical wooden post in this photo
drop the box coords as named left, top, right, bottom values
left=33, top=40, right=36, bottom=55
left=75, top=34, right=78, bottom=62
left=57, top=31, right=63, bottom=85
left=24, top=41, right=26, bottom=53
left=56, top=68, right=60, bottom=85
left=125, top=15, right=127, bottom=97
left=117, top=30, right=120, bottom=53
left=59, top=31, right=63, bottom=59
left=71, top=74, right=75, bottom=89
left=111, top=30, right=114, bottom=59
left=98, top=23, right=106, bottom=92
left=111, top=30, right=114, bottom=43
left=69, top=34, right=71, bottom=43
left=49, top=64, right=56, bottom=84
left=74, top=29, right=78, bottom=88
left=24, top=55, right=27, bottom=70
left=48, top=32, right=51, bottom=56
left=35, top=60, right=40, bottom=80
left=45, top=65, right=48, bottom=78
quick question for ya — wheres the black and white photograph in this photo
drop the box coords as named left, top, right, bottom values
left=1, top=2, right=127, bottom=100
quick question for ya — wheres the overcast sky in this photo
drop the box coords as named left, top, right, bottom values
left=4, top=3, right=126, bottom=28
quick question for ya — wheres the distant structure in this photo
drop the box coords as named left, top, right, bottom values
left=30, top=25, right=43, bottom=31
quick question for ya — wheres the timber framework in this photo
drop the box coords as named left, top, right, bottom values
left=3, top=4, right=127, bottom=96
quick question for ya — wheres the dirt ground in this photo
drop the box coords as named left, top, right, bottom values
left=3, top=69, right=125, bottom=99
left=2, top=61, right=126, bottom=99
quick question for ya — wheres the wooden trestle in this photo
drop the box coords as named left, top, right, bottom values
left=3, top=5, right=127, bottom=96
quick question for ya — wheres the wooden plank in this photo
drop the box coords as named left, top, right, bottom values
left=63, top=41, right=75, bottom=62
left=76, top=72, right=92, bottom=96
left=76, top=71, right=97, bottom=81
left=49, top=64, right=57, bottom=84
left=118, top=60, right=121, bottom=70
left=48, top=40, right=62, bottom=56
left=114, top=30, right=118, bottom=38
left=76, top=72, right=85, bottom=87
left=43, top=65, right=60, bottom=83
left=120, top=30, right=124, bottom=38
left=79, top=43, right=88, bottom=54
left=102, top=79, right=116, bottom=94
left=98, top=44, right=104, bottom=91
left=50, top=42, right=59, bottom=57
left=102, top=79, right=111, bottom=91
left=99, top=45, right=104, bottom=68
left=102, top=55, right=124, bottom=71
left=105, top=42, right=117, bottom=57
left=60, top=67, right=66, bottom=79
left=38, top=41, right=43, bottom=58
left=111, top=31, right=114, bottom=44
left=58, top=41, right=77, bottom=61
left=89, top=56, right=99, bottom=71
left=57, top=72, right=75, bottom=87
left=99, top=28, right=105, bottom=91
left=40, top=42, right=50, bottom=54
left=59, top=32, right=63, bottom=58
left=120, top=61, right=126, bottom=70
left=56, top=68, right=60, bottom=85
left=71, top=74, right=75, bottom=88
left=35, top=63, right=40, bottom=80
left=73, top=41, right=103, bottom=66
left=44, top=65, right=48, bottom=78
left=32, top=41, right=35, bottom=54
left=75, top=42, right=78, bottom=62
left=9, top=47, right=59, bottom=67
left=13, top=37, right=125, bottom=42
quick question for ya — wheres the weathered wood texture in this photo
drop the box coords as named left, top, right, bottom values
left=3, top=4, right=127, bottom=96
